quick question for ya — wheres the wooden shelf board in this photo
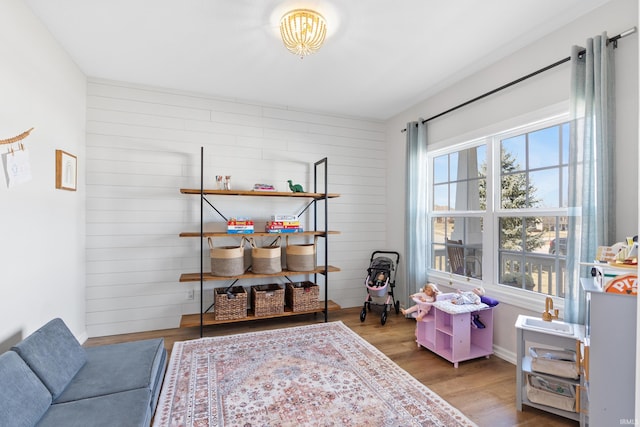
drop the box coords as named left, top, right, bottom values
left=180, top=266, right=341, bottom=282
left=179, top=230, right=340, bottom=238
left=180, top=188, right=340, bottom=198
left=180, top=300, right=341, bottom=328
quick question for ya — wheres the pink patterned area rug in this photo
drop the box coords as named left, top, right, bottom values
left=153, top=321, right=477, bottom=427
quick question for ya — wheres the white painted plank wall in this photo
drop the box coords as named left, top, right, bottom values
left=85, top=79, right=388, bottom=337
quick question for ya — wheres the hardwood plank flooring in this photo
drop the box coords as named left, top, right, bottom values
left=85, top=307, right=578, bottom=427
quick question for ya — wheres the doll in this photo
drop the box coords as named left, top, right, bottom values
left=451, top=287, right=485, bottom=305
left=401, top=283, right=440, bottom=320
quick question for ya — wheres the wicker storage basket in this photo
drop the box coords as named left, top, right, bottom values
left=286, top=281, right=320, bottom=312
left=214, top=286, right=247, bottom=320
left=285, top=235, right=317, bottom=271
left=251, top=283, right=285, bottom=317
left=208, top=237, right=247, bottom=277
left=250, top=236, right=282, bottom=274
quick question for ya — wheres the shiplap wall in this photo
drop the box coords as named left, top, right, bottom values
left=85, top=79, right=387, bottom=337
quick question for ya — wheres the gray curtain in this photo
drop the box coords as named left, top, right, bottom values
left=405, top=120, right=428, bottom=304
left=566, top=33, right=616, bottom=323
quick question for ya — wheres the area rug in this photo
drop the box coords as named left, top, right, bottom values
left=153, top=321, right=477, bottom=427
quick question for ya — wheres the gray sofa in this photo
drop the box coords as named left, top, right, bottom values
left=0, top=318, right=167, bottom=427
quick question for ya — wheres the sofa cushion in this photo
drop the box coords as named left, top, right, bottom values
left=37, top=388, right=152, bottom=427
left=54, top=338, right=165, bottom=405
left=0, top=351, right=52, bottom=427
left=12, top=318, right=87, bottom=399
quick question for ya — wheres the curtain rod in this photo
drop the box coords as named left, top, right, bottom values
left=401, top=26, right=637, bottom=133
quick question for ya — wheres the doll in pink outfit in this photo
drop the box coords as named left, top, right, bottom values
left=402, top=283, right=440, bottom=320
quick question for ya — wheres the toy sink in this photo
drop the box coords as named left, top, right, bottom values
left=519, top=316, right=574, bottom=335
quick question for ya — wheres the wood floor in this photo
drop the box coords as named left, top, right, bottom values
left=85, top=307, right=578, bottom=427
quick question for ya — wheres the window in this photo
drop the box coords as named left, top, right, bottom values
left=428, top=116, right=569, bottom=298
left=431, top=146, right=486, bottom=279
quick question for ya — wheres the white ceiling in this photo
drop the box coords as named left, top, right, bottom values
left=25, top=0, right=613, bottom=120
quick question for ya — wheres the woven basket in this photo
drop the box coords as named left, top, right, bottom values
left=214, top=286, right=247, bottom=320
left=209, top=237, right=247, bottom=277
left=285, top=235, right=317, bottom=271
left=286, top=281, right=320, bottom=312
left=250, top=236, right=282, bottom=274
left=251, top=283, right=284, bottom=317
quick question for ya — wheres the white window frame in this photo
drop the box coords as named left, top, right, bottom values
left=426, top=104, right=570, bottom=312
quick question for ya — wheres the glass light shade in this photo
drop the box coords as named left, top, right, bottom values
left=280, top=9, right=327, bottom=57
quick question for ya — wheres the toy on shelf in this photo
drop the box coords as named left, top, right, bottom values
left=215, top=175, right=232, bottom=190
left=253, top=183, right=276, bottom=191
left=287, top=180, right=304, bottom=193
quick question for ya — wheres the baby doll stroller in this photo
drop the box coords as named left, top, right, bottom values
left=360, top=251, right=400, bottom=325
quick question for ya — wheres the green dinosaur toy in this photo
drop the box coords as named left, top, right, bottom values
left=287, top=180, right=304, bottom=193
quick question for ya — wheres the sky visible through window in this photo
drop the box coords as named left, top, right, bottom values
left=433, top=123, right=568, bottom=210
left=501, top=123, right=569, bottom=209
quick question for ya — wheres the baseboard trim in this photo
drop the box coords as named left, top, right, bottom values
left=493, top=344, right=516, bottom=365
left=77, top=331, right=89, bottom=345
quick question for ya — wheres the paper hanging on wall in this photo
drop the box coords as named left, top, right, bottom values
left=3, top=148, right=32, bottom=188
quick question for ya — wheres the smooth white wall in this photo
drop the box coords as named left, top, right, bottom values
left=385, top=0, right=638, bottom=361
left=85, top=79, right=386, bottom=336
left=0, top=0, right=87, bottom=346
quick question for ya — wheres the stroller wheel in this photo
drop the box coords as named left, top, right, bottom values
left=394, top=300, right=400, bottom=314
left=381, top=310, right=388, bottom=325
left=367, top=302, right=371, bottom=312
left=360, top=308, right=367, bottom=322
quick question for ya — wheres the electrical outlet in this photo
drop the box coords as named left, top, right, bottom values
left=186, top=289, right=194, bottom=300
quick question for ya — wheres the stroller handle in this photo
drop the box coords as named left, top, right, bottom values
left=370, top=250, right=400, bottom=266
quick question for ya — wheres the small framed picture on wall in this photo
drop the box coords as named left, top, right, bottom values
left=55, top=149, right=77, bottom=191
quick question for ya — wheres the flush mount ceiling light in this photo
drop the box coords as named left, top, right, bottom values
left=279, top=8, right=327, bottom=58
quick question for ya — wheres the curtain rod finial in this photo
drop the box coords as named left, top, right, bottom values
left=620, top=27, right=636, bottom=38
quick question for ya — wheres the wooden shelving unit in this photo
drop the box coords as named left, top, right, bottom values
left=180, top=148, right=340, bottom=336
